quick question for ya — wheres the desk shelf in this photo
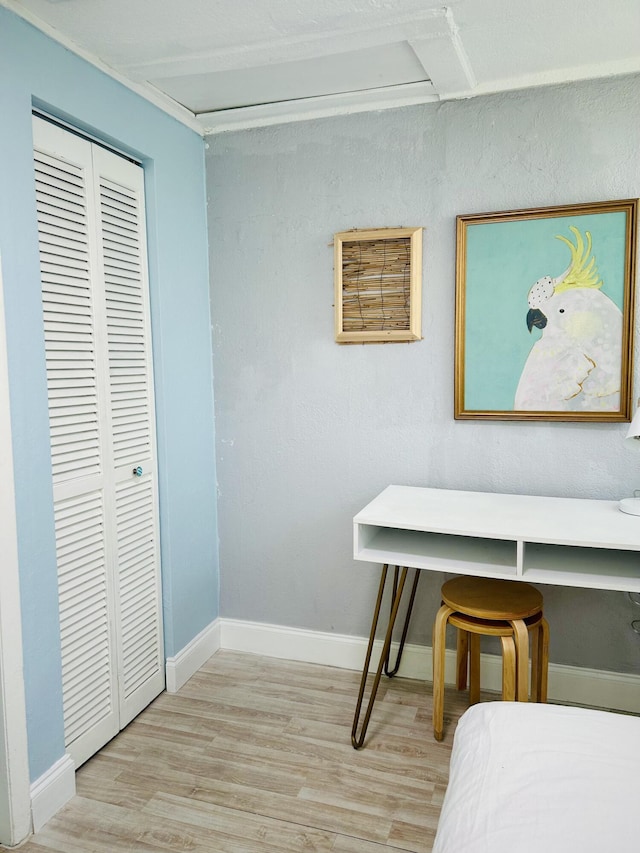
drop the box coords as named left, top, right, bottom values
left=522, top=543, right=640, bottom=592
left=356, top=525, right=518, bottom=578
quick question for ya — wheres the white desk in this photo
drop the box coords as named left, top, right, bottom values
left=354, top=485, right=640, bottom=593
left=350, top=486, right=640, bottom=748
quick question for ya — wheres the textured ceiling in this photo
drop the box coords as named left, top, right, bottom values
left=4, top=0, right=640, bottom=133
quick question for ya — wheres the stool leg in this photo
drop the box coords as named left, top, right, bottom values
left=500, top=635, right=516, bottom=701
left=510, top=618, right=530, bottom=701
left=468, top=634, right=481, bottom=705
left=531, top=622, right=540, bottom=701
left=537, top=618, right=549, bottom=703
left=433, top=604, right=454, bottom=741
left=456, top=629, right=469, bottom=690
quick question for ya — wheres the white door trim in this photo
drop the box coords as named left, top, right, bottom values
left=0, top=252, right=33, bottom=845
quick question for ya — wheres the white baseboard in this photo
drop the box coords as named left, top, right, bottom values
left=165, top=619, right=221, bottom=693
left=217, top=618, right=640, bottom=714
left=30, top=754, right=75, bottom=834
left=165, top=616, right=639, bottom=713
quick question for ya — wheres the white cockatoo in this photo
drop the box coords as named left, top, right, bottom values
left=515, top=227, right=622, bottom=411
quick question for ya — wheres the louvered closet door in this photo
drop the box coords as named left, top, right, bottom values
left=33, top=117, right=164, bottom=768
left=34, top=119, right=119, bottom=767
left=92, top=146, right=164, bottom=729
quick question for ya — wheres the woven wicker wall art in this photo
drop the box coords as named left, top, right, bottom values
left=334, top=227, right=422, bottom=343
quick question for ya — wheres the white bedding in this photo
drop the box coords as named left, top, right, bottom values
left=432, top=702, right=640, bottom=853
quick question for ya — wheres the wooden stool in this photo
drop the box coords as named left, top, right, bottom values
left=450, top=610, right=548, bottom=701
left=432, top=576, right=549, bottom=741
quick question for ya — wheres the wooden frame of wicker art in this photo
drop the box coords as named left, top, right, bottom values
left=334, top=226, right=423, bottom=344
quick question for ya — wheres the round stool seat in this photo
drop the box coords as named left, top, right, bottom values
left=448, top=609, right=543, bottom=636
left=441, top=576, right=543, bottom=621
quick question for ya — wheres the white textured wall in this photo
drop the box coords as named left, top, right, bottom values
left=207, top=74, right=640, bottom=673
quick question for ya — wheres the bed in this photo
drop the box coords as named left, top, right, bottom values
left=432, top=701, right=639, bottom=853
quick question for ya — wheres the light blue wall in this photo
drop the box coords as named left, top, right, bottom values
left=0, top=6, right=219, bottom=780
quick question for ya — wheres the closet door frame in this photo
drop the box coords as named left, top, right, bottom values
left=0, top=254, right=32, bottom=846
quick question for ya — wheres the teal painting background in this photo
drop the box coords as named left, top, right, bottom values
left=463, top=210, right=628, bottom=411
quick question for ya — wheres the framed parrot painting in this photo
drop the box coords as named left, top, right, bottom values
left=454, top=199, right=638, bottom=421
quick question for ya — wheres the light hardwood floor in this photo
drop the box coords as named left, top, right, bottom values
left=15, top=651, right=472, bottom=853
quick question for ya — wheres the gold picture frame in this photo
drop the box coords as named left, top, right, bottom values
left=455, top=199, right=638, bottom=421
left=334, top=227, right=423, bottom=344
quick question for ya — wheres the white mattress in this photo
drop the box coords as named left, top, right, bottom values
left=432, top=702, right=640, bottom=853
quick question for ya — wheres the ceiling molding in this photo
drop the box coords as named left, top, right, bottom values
left=198, top=81, right=438, bottom=135
left=0, top=0, right=203, bottom=135
left=122, top=7, right=451, bottom=80
left=409, top=6, right=476, bottom=98
left=442, top=56, right=640, bottom=101
left=443, top=6, right=477, bottom=91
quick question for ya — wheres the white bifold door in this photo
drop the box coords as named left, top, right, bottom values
left=33, top=116, right=164, bottom=769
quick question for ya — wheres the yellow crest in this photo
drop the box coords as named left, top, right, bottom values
left=553, top=226, right=602, bottom=293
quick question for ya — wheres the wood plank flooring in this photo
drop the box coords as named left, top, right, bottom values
left=15, top=651, right=472, bottom=853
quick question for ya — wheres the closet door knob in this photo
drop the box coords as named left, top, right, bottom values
left=133, top=466, right=143, bottom=477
